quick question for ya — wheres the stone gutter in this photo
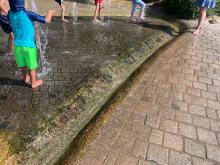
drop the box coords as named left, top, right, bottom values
left=4, top=20, right=192, bottom=165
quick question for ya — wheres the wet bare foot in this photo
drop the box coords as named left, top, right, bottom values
left=31, top=80, right=43, bottom=89
left=99, top=16, right=104, bottom=21
left=193, top=28, right=201, bottom=35
left=62, top=19, right=69, bottom=22
left=130, top=17, right=136, bottom=22
left=25, top=75, right=31, bottom=84
left=93, top=19, right=101, bottom=24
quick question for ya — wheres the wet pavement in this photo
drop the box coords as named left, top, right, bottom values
left=0, top=17, right=173, bottom=133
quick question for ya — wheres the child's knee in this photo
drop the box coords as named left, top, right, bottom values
left=132, top=5, right=136, bottom=12
left=141, top=3, right=145, bottom=10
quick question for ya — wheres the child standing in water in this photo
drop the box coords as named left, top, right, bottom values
left=8, top=0, right=55, bottom=89
left=194, top=0, right=216, bottom=35
left=0, top=0, right=14, bottom=56
left=55, top=0, right=68, bottom=22
left=131, top=0, right=145, bottom=22
left=93, top=0, right=104, bottom=23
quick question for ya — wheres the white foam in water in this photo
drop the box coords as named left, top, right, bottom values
left=72, top=2, right=79, bottom=24
left=29, top=0, right=52, bottom=78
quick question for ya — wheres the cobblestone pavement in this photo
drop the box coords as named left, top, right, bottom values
left=72, top=24, right=220, bottom=165
left=0, top=18, right=173, bottom=133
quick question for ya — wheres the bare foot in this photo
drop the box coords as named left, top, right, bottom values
left=31, top=80, right=43, bottom=89
left=130, top=17, right=136, bottom=22
left=25, top=75, right=31, bottom=84
left=99, top=16, right=104, bottom=21
left=62, top=19, right=69, bottom=22
left=93, top=19, right=101, bottom=24
left=193, top=28, right=201, bottom=35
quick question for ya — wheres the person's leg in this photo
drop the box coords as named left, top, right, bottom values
left=45, top=9, right=56, bottom=23
left=29, top=69, right=43, bottom=89
left=61, top=3, right=68, bottom=22
left=131, top=3, right=137, bottom=21
left=20, top=66, right=30, bottom=83
left=93, top=3, right=101, bottom=23
left=138, top=0, right=145, bottom=19
left=8, top=33, right=14, bottom=54
left=194, top=8, right=206, bottom=35
left=98, top=2, right=103, bottom=20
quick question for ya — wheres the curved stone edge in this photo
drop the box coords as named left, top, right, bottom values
left=5, top=20, right=191, bottom=165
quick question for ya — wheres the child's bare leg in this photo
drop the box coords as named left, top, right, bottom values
left=21, top=67, right=30, bottom=83
left=29, top=69, right=43, bottom=89
left=45, top=9, right=56, bottom=23
left=8, top=33, right=14, bottom=54
left=194, top=8, right=206, bottom=35
left=98, top=3, right=103, bottom=18
left=93, top=4, right=101, bottom=23
left=131, top=4, right=137, bottom=21
left=61, top=4, right=68, bottom=22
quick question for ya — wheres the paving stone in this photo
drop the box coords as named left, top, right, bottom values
left=192, top=115, right=210, bottom=129
left=206, top=108, right=217, bottom=119
left=132, top=141, right=148, bottom=159
left=184, top=95, right=207, bottom=107
left=145, top=114, right=161, bottom=129
left=147, top=144, right=169, bottom=165
left=115, top=154, right=139, bottom=165
left=186, top=87, right=201, bottom=97
left=130, top=122, right=151, bottom=140
left=189, top=105, right=206, bottom=117
left=199, top=77, right=212, bottom=85
left=149, top=129, right=163, bottom=145
left=175, top=111, right=192, bottom=124
left=210, top=119, right=220, bottom=132
left=103, top=152, right=118, bottom=165
left=170, top=91, right=183, bottom=102
left=77, top=157, right=103, bottom=165
left=130, top=111, right=147, bottom=124
left=193, top=82, right=207, bottom=90
left=138, top=159, right=157, bottom=165
left=192, top=157, right=215, bottom=165
left=207, top=144, right=220, bottom=162
left=179, top=123, right=197, bottom=139
left=156, top=96, right=171, bottom=108
left=171, top=101, right=188, bottom=112
left=185, top=74, right=198, bottom=82
left=169, top=150, right=191, bottom=165
left=184, top=138, right=206, bottom=158
left=197, top=128, right=218, bottom=145
left=111, top=136, right=135, bottom=155
left=201, top=90, right=217, bottom=101
left=208, top=100, right=220, bottom=110
left=179, top=79, right=193, bottom=87
left=160, top=119, right=178, bottom=134
left=163, top=133, right=183, bottom=151
left=138, top=102, right=159, bottom=115
left=158, top=107, right=175, bottom=120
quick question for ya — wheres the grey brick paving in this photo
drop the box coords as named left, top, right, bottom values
left=65, top=25, right=220, bottom=164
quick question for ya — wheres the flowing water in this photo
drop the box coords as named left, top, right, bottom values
left=72, top=2, right=79, bottom=24
left=29, top=0, right=52, bottom=78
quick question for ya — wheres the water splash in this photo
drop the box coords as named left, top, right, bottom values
left=106, top=0, right=111, bottom=25
left=29, top=0, right=51, bottom=78
left=72, top=2, right=79, bottom=24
